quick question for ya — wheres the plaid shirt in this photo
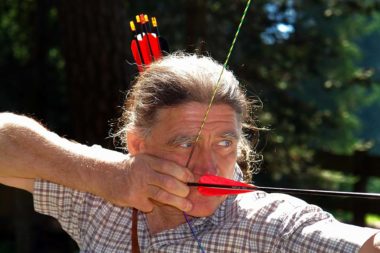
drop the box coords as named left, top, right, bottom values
left=34, top=173, right=377, bottom=253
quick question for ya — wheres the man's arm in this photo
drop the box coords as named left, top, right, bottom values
left=0, top=112, right=128, bottom=193
left=0, top=112, right=193, bottom=212
left=0, top=176, right=34, bottom=192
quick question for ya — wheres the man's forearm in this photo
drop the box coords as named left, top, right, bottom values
left=0, top=112, right=128, bottom=196
left=0, top=113, right=193, bottom=211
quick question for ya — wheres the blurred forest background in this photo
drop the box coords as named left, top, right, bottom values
left=1, top=0, right=380, bottom=252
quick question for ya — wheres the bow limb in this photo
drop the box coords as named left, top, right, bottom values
left=185, top=0, right=253, bottom=168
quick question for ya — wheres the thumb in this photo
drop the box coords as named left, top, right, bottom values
left=374, top=232, right=380, bottom=249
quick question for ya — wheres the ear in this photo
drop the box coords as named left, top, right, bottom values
left=126, top=131, right=145, bottom=155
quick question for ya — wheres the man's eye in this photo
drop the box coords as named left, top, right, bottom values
left=179, top=142, right=193, bottom=148
left=218, top=140, right=232, bottom=147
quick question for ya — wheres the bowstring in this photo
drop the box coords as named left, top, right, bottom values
left=183, top=1, right=253, bottom=252
left=185, top=0, right=252, bottom=168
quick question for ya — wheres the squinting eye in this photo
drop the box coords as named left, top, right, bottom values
left=179, top=142, right=193, bottom=148
left=218, top=140, right=232, bottom=147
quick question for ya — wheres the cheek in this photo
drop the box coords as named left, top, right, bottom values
left=164, top=153, right=189, bottom=167
left=218, top=151, right=238, bottom=177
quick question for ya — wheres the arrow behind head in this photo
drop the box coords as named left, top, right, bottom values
left=129, top=14, right=168, bottom=72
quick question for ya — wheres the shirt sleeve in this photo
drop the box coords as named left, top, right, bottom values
left=33, top=179, right=95, bottom=246
left=273, top=195, right=379, bottom=253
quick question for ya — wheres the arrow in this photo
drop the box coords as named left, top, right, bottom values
left=130, top=21, right=144, bottom=72
left=137, top=14, right=162, bottom=62
left=151, top=16, right=169, bottom=54
left=129, top=14, right=168, bottom=72
left=187, top=174, right=380, bottom=199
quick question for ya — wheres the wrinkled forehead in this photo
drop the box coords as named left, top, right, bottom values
left=150, top=102, right=243, bottom=135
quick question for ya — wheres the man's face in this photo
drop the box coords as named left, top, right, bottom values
left=139, top=102, right=240, bottom=217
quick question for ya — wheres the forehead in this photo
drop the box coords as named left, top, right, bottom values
left=151, top=102, right=241, bottom=136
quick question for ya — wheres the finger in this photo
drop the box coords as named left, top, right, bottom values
left=149, top=172, right=190, bottom=198
left=127, top=192, right=155, bottom=212
left=148, top=186, right=192, bottom=212
left=150, top=157, right=194, bottom=183
left=134, top=201, right=155, bottom=213
left=374, top=232, right=380, bottom=248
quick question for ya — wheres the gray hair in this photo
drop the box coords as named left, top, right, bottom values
left=116, top=52, right=262, bottom=180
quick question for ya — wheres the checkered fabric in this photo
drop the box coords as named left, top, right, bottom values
left=34, top=170, right=377, bottom=252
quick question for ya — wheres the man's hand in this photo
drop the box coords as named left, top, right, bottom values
left=95, top=154, right=194, bottom=213
left=360, top=231, right=380, bottom=253
left=374, top=232, right=380, bottom=250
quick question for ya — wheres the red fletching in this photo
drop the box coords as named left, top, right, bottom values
left=129, top=13, right=168, bottom=72
left=189, top=174, right=380, bottom=199
left=196, top=174, right=256, bottom=196
left=138, top=34, right=153, bottom=66
left=131, top=40, right=143, bottom=72
left=147, top=33, right=162, bottom=59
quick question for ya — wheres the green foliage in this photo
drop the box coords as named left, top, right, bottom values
left=368, top=177, right=380, bottom=192
left=0, top=0, right=34, bottom=63
left=0, top=0, right=68, bottom=133
left=365, top=214, right=380, bottom=228
left=228, top=1, right=380, bottom=182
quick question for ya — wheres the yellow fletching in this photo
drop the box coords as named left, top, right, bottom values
left=130, top=21, right=136, bottom=31
left=144, top=14, right=149, bottom=22
left=152, top=17, right=157, bottom=27
left=136, top=15, right=140, bottom=23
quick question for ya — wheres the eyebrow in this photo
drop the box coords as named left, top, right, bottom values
left=167, top=131, right=240, bottom=146
left=220, top=131, right=240, bottom=140
left=167, top=135, right=198, bottom=146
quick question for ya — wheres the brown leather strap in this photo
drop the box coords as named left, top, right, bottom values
left=131, top=208, right=140, bottom=253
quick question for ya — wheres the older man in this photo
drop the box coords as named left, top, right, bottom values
left=1, top=53, right=380, bottom=252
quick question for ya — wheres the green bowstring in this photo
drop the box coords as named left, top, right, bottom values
left=183, top=1, right=253, bottom=252
left=185, top=0, right=252, bottom=167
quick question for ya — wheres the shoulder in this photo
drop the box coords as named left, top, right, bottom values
left=233, top=191, right=331, bottom=234
left=34, top=179, right=134, bottom=250
left=236, top=191, right=317, bottom=215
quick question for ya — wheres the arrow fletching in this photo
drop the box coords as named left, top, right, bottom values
left=188, top=174, right=256, bottom=196
left=188, top=174, right=380, bottom=199
left=129, top=13, right=169, bottom=72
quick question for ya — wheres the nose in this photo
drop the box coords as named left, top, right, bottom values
left=190, top=146, right=218, bottom=176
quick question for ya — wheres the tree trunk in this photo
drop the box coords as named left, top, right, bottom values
left=353, top=151, right=369, bottom=226
left=58, top=0, right=132, bottom=148
left=185, top=0, right=206, bottom=53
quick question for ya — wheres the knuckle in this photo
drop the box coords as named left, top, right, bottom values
left=161, top=178, right=189, bottom=197
left=162, top=178, right=177, bottom=192
left=140, top=203, right=154, bottom=213
left=153, top=188, right=168, bottom=201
